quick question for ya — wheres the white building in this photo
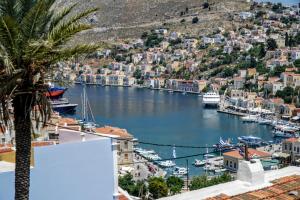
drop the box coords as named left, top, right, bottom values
left=0, top=130, right=120, bottom=200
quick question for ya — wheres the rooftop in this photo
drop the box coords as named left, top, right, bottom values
left=208, top=175, right=300, bottom=200
left=95, top=126, right=133, bottom=139
left=159, top=166, right=300, bottom=200
left=223, top=148, right=271, bottom=159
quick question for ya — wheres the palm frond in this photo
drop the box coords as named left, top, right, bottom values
left=0, top=16, right=21, bottom=61
left=14, top=0, right=35, bottom=22
left=0, top=44, right=14, bottom=75
left=48, top=7, right=98, bottom=44
left=48, top=3, right=77, bottom=31
left=0, top=0, right=16, bottom=17
left=20, top=0, right=54, bottom=40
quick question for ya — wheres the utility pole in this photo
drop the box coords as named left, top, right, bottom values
left=244, top=143, right=249, bottom=161
left=186, top=159, right=189, bottom=191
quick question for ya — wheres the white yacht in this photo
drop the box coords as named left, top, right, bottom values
left=173, top=167, right=188, bottom=176
left=202, top=92, right=220, bottom=107
left=194, top=159, right=206, bottom=167
left=159, top=160, right=176, bottom=168
left=241, top=115, right=258, bottom=122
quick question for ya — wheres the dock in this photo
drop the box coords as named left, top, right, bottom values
left=217, top=109, right=247, bottom=117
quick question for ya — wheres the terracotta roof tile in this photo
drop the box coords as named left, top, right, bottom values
left=209, top=175, right=300, bottom=199
left=223, top=148, right=271, bottom=159
left=59, top=118, right=78, bottom=126
left=95, top=126, right=133, bottom=138
left=0, top=147, right=13, bottom=154
left=32, top=141, right=55, bottom=147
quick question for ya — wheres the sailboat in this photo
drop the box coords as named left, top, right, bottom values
left=158, top=145, right=176, bottom=168
left=78, top=85, right=97, bottom=130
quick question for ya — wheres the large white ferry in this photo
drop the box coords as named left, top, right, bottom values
left=202, top=92, right=220, bottom=107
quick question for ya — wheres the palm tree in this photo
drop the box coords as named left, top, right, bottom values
left=0, top=1, right=99, bottom=199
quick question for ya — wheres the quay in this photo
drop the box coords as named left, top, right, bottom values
left=217, top=109, right=247, bottom=117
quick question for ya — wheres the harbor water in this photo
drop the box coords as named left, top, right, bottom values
left=64, top=85, right=273, bottom=176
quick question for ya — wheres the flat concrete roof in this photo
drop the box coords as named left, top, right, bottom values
left=159, top=166, right=300, bottom=200
left=0, top=161, right=15, bottom=173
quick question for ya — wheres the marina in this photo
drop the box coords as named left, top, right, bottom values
left=64, top=85, right=275, bottom=176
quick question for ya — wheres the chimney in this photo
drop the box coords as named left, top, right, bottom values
left=244, top=144, right=249, bottom=161
left=237, top=159, right=265, bottom=185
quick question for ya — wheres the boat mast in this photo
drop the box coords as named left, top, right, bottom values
left=83, top=85, right=86, bottom=122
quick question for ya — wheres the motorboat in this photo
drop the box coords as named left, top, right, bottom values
left=173, top=167, right=188, bottom=176
left=257, top=118, right=273, bottom=125
left=194, top=159, right=206, bottom=167
left=241, top=115, right=258, bottom=123
left=52, top=103, right=78, bottom=113
left=204, top=154, right=215, bottom=159
left=202, top=92, right=220, bottom=107
left=273, top=125, right=299, bottom=138
left=45, top=86, right=67, bottom=98
left=214, top=168, right=227, bottom=173
left=159, top=160, right=176, bottom=168
left=238, top=136, right=263, bottom=147
left=213, top=137, right=235, bottom=152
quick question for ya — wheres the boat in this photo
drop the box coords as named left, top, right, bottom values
left=194, top=159, right=206, bottom=167
left=203, top=165, right=217, bottom=171
left=168, top=90, right=174, bottom=93
left=202, top=92, right=220, bottom=107
left=241, top=115, right=258, bottom=123
left=173, top=167, right=188, bottom=176
left=273, top=125, right=299, bottom=138
left=214, top=168, right=227, bottom=173
left=81, top=85, right=97, bottom=130
left=159, top=160, right=176, bottom=168
left=257, top=118, right=273, bottom=125
left=45, top=83, right=67, bottom=98
left=237, top=136, right=263, bottom=147
left=52, top=103, right=78, bottom=113
left=182, top=91, right=187, bottom=95
left=213, top=137, right=235, bottom=152
left=204, top=154, right=215, bottom=159
left=50, top=98, right=69, bottom=105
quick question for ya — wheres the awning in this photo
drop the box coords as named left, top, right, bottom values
left=272, top=152, right=290, bottom=159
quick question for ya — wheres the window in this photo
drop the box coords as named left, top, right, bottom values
left=294, top=146, right=296, bottom=152
left=124, top=153, right=128, bottom=160
left=230, top=161, right=232, bottom=168
left=297, top=147, right=299, bottom=153
left=234, top=163, right=237, bottom=169
left=226, top=160, right=229, bottom=166
left=124, top=141, right=128, bottom=149
left=285, top=144, right=287, bottom=150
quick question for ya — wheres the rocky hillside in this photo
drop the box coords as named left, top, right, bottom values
left=54, top=0, right=250, bottom=41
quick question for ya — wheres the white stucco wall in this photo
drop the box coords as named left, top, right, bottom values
left=0, top=137, right=117, bottom=200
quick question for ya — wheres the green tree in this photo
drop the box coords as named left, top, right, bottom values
left=190, top=173, right=232, bottom=191
left=294, top=59, right=300, bottom=68
left=0, top=1, right=98, bottom=199
left=192, top=17, right=199, bottom=24
left=119, top=173, right=135, bottom=192
left=119, top=174, right=148, bottom=198
left=285, top=32, right=289, bottom=47
left=148, top=177, right=168, bottom=199
left=267, top=38, right=278, bottom=50
left=133, top=69, right=142, bottom=79
left=167, top=176, right=184, bottom=195
left=276, top=86, right=295, bottom=103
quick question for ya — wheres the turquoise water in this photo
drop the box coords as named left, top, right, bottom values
left=65, top=85, right=273, bottom=176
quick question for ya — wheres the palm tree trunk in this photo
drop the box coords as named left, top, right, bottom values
left=13, top=93, right=33, bottom=200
